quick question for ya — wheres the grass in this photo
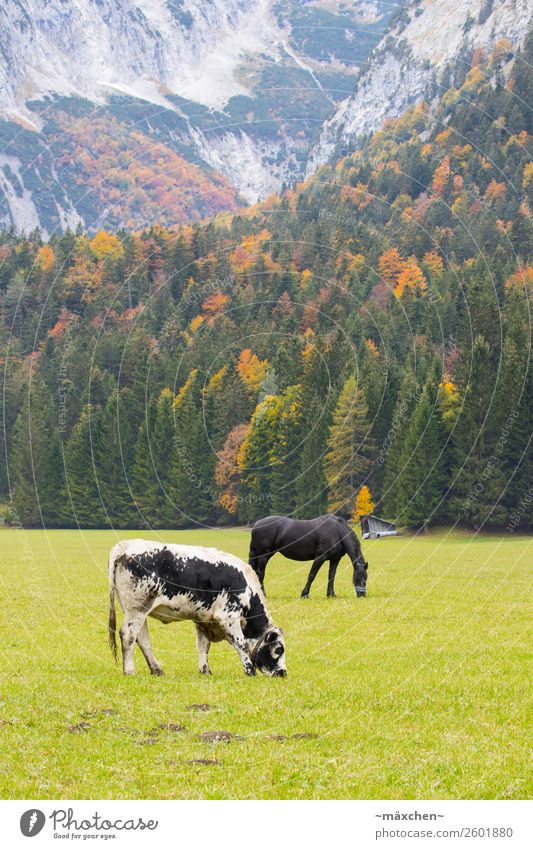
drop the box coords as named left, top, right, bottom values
left=0, top=527, right=531, bottom=800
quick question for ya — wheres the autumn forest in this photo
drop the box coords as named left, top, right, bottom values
left=2, top=35, right=532, bottom=532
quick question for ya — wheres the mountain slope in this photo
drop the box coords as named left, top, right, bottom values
left=0, top=0, right=395, bottom=234
left=307, top=0, right=532, bottom=171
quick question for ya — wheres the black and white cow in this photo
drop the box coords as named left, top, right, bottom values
left=108, top=540, right=286, bottom=677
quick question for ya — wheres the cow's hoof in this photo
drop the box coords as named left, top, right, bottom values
left=300, top=593, right=309, bottom=600
left=327, top=593, right=336, bottom=599
left=151, top=668, right=164, bottom=676
left=199, top=666, right=212, bottom=675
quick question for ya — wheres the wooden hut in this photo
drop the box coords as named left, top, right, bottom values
left=360, top=514, right=397, bottom=539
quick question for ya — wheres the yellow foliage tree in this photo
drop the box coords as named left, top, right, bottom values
left=237, top=349, right=269, bottom=393
left=353, top=485, right=375, bottom=523
left=37, top=244, right=55, bottom=272
left=90, top=231, right=125, bottom=261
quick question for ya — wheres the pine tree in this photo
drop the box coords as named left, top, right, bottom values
left=132, top=389, right=177, bottom=528
left=395, top=380, right=448, bottom=528
left=324, top=376, right=376, bottom=516
left=63, top=404, right=105, bottom=528
left=172, top=371, right=216, bottom=525
left=450, top=335, right=508, bottom=529
left=93, top=389, right=137, bottom=527
left=10, top=379, right=65, bottom=527
left=382, top=369, right=422, bottom=518
left=270, top=385, right=303, bottom=515
left=238, top=394, right=281, bottom=522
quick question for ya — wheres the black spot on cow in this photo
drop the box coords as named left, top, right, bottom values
left=121, top=549, right=251, bottom=611
left=242, top=591, right=270, bottom=639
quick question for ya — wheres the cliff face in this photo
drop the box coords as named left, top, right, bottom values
left=0, top=0, right=396, bottom=232
left=0, top=0, right=530, bottom=234
left=307, top=0, right=532, bottom=173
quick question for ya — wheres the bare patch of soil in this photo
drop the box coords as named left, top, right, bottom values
left=68, top=722, right=92, bottom=732
left=196, top=730, right=242, bottom=743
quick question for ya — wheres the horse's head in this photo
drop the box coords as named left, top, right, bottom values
left=354, top=552, right=368, bottom=598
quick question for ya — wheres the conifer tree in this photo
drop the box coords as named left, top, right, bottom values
left=93, top=389, right=137, bottom=527
left=324, top=375, right=376, bottom=516
left=132, top=388, right=177, bottom=528
left=395, top=380, right=448, bottom=528
left=381, top=369, right=422, bottom=518
left=63, top=404, right=105, bottom=528
left=172, top=371, right=215, bottom=525
left=10, top=379, right=66, bottom=527
left=450, top=335, right=508, bottom=528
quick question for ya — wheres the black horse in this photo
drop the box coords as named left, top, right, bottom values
left=249, top=514, right=368, bottom=599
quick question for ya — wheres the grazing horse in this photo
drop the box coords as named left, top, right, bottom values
left=249, top=514, right=368, bottom=599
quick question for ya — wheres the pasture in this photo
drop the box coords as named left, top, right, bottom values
left=0, top=527, right=531, bottom=800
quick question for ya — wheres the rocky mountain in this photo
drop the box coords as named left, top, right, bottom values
left=307, top=0, right=532, bottom=171
left=0, top=0, right=394, bottom=234
left=0, top=0, right=530, bottom=235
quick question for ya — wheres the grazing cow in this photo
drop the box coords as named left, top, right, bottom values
left=108, top=539, right=286, bottom=678
left=249, top=514, right=368, bottom=599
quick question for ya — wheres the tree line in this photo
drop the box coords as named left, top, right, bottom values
left=2, top=33, right=532, bottom=531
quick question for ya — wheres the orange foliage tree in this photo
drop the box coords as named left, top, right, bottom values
left=379, top=248, right=406, bottom=286
left=215, top=424, right=250, bottom=515
left=395, top=256, right=427, bottom=298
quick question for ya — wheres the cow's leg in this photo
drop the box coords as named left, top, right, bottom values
left=301, top=556, right=327, bottom=598
left=119, top=611, right=147, bottom=675
left=327, top=556, right=341, bottom=598
left=195, top=625, right=212, bottom=675
left=137, top=621, right=164, bottom=676
left=217, top=616, right=255, bottom=676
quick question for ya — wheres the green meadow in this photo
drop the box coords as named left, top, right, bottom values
left=0, top=528, right=531, bottom=800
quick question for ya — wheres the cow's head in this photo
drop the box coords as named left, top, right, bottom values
left=354, top=553, right=369, bottom=598
left=251, top=626, right=286, bottom=677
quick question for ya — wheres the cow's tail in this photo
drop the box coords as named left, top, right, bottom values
left=108, top=547, right=118, bottom=663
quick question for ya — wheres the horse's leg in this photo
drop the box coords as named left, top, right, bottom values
left=255, top=554, right=272, bottom=595
left=249, top=539, right=271, bottom=594
left=301, top=556, right=326, bottom=599
left=326, top=557, right=341, bottom=598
